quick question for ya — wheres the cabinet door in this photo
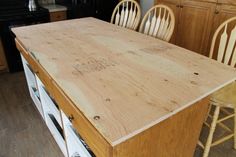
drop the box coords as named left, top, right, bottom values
left=0, top=38, right=7, bottom=71
left=156, top=0, right=181, bottom=44
left=176, top=0, right=216, bottom=55
left=206, top=4, right=236, bottom=57
left=218, top=0, right=236, bottom=5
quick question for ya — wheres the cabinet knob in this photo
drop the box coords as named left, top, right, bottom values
left=215, top=10, right=219, bottom=14
left=180, top=5, right=183, bottom=8
left=68, top=114, right=74, bottom=122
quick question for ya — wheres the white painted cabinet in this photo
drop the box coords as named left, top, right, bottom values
left=61, top=111, right=94, bottom=157
left=21, top=54, right=95, bottom=157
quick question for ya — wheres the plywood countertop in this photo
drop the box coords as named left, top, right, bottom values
left=12, top=18, right=236, bottom=146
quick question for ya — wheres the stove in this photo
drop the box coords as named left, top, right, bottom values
left=0, top=0, right=49, bottom=72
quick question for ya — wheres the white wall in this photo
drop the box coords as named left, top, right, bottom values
left=140, top=0, right=155, bottom=17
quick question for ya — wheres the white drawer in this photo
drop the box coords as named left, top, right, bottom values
left=36, top=76, right=62, bottom=127
left=29, top=86, right=43, bottom=118
left=21, top=55, right=37, bottom=90
left=61, top=111, right=95, bottom=157
left=45, top=112, right=67, bottom=157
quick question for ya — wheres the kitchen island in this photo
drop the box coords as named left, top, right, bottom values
left=12, top=18, right=236, bottom=157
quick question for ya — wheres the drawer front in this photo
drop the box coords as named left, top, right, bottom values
left=21, top=55, right=37, bottom=91
left=37, top=77, right=62, bottom=126
left=61, top=111, right=94, bottom=157
left=29, top=86, right=43, bottom=117
left=50, top=11, right=67, bottom=22
left=21, top=54, right=44, bottom=117
left=45, top=112, right=67, bottom=157
left=52, top=81, right=112, bottom=157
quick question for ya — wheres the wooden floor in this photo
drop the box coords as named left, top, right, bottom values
left=0, top=72, right=235, bottom=157
left=0, top=72, right=63, bottom=157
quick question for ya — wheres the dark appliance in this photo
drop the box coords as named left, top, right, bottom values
left=0, top=0, right=49, bottom=72
left=55, top=0, right=118, bottom=22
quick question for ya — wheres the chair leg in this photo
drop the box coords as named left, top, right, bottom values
left=234, top=108, right=236, bottom=150
left=203, top=106, right=220, bottom=157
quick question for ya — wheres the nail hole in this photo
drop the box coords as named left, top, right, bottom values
left=194, top=72, right=199, bottom=75
left=93, top=116, right=100, bottom=120
left=106, top=98, right=111, bottom=102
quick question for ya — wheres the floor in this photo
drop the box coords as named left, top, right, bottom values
left=0, top=72, right=63, bottom=157
left=0, top=72, right=235, bottom=157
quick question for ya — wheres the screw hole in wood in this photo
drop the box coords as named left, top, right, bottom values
left=94, top=116, right=100, bottom=120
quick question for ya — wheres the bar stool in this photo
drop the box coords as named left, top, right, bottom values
left=198, top=16, right=236, bottom=157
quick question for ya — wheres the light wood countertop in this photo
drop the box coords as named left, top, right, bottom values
left=12, top=17, right=236, bottom=146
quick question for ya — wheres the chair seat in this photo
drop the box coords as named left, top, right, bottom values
left=210, top=82, right=236, bottom=108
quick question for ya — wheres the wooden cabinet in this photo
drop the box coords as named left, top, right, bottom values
left=156, top=0, right=236, bottom=56
left=176, top=1, right=215, bottom=55
left=0, top=38, right=8, bottom=71
left=218, top=0, right=236, bottom=5
left=158, top=0, right=181, bottom=43
left=206, top=4, right=236, bottom=56
left=157, top=0, right=215, bottom=55
left=50, top=11, right=67, bottom=22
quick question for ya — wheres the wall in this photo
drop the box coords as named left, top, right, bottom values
left=140, top=0, right=154, bottom=17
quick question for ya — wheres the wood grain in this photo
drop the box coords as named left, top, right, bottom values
left=113, top=97, right=209, bottom=157
left=50, top=11, right=67, bottom=22
left=16, top=39, right=112, bottom=157
left=12, top=17, right=236, bottom=146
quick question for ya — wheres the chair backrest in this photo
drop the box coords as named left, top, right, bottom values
left=209, top=16, right=236, bottom=67
left=139, top=4, right=175, bottom=42
left=110, top=0, right=141, bottom=30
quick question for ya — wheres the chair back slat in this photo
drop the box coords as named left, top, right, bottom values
left=144, top=14, right=151, bottom=34
left=122, top=1, right=129, bottom=27
left=162, top=14, right=170, bottom=39
left=157, top=9, right=167, bottom=38
left=126, top=3, right=134, bottom=28
left=129, top=5, right=137, bottom=29
left=115, top=8, right=120, bottom=25
left=111, top=0, right=141, bottom=30
left=148, top=9, right=157, bottom=36
left=217, top=25, right=228, bottom=63
left=210, top=16, right=236, bottom=67
left=132, top=8, right=140, bottom=29
left=139, top=4, right=175, bottom=42
left=119, top=4, right=125, bottom=26
left=230, top=45, right=236, bottom=67
left=224, top=26, right=236, bottom=64
left=153, top=10, right=162, bottom=37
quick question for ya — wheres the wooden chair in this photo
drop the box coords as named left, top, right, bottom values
left=139, top=4, right=175, bottom=42
left=110, top=0, right=141, bottom=30
left=198, top=16, right=236, bottom=157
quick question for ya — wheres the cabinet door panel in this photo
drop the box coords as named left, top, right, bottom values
left=0, top=38, right=7, bottom=71
left=218, top=0, right=236, bottom=6
left=176, top=1, right=215, bottom=55
left=207, top=4, right=236, bottom=57
left=156, top=0, right=180, bottom=44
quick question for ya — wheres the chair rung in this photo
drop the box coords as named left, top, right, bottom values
left=218, top=122, right=233, bottom=132
left=217, top=114, right=235, bottom=123
left=220, top=108, right=232, bottom=115
left=204, top=122, right=210, bottom=128
left=198, top=141, right=205, bottom=149
left=211, top=134, right=234, bottom=147
left=205, top=117, right=232, bottom=132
